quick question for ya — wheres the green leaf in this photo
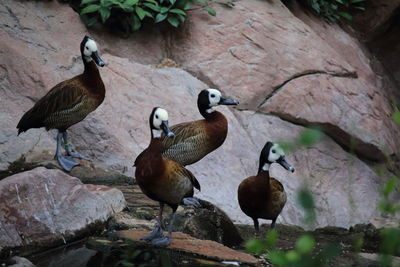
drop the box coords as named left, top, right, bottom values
left=80, top=14, right=98, bottom=26
left=197, top=0, right=206, bottom=4
left=160, top=6, right=170, bottom=13
left=144, top=0, right=159, bottom=5
left=393, top=111, right=400, bottom=125
left=311, top=1, right=320, bottom=13
left=296, top=235, right=315, bottom=254
left=335, top=0, right=344, bottom=4
left=124, top=0, right=139, bottom=5
left=183, top=1, right=192, bottom=10
left=143, top=3, right=160, bottom=11
left=265, top=229, right=278, bottom=248
left=169, top=8, right=186, bottom=15
left=204, top=6, right=216, bottom=16
left=382, top=177, right=398, bottom=197
left=155, top=13, right=168, bottom=22
left=353, top=6, right=365, bottom=10
left=245, top=239, right=265, bottom=255
left=338, top=11, right=353, bottom=20
left=81, top=4, right=101, bottom=14
left=298, top=128, right=322, bottom=146
left=81, top=0, right=98, bottom=5
left=129, top=14, right=141, bottom=31
left=177, top=13, right=186, bottom=22
left=167, top=16, right=179, bottom=27
left=169, top=0, right=176, bottom=5
left=99, top=7, right=111, bottom=23
left=297, top=189, right=315, bottom=210
left=286, top=250, right=301, bottom=262
left=135, top=6, right=146, bottom=20
left=268, top=250, right=288, bottom=266
left=350, top=0, right=366, bottom=3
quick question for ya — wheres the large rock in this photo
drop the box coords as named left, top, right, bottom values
left=0, top=0, right=397, bottom=230
left=0, top=167, right=126, bottom=256
left=167, top=0, right=400, bottom=161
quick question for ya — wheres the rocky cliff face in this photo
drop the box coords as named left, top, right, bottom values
left=0, top=0, right=398, bottom=229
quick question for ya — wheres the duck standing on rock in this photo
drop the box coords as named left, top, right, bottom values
left=134, top=107, right=201, bottom=247
left=238, top=141, right=295, bottom=235
left=17, top=36, right=106, bottom=172
left=160, top=88, right=239, bottom=166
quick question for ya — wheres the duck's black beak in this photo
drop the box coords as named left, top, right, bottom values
left=219, top=96, right=239, bottom=105
left=277, top=156, right=295, bottom=173
left=161, top=120, right=174, bottom=138
left=91, top=51, right=105, bottom=67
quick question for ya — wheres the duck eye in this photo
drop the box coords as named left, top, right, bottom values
left=155, top=115, right=159, bottom=119
left=210, top=94, right=215, bottom=98
left=272, top=150, right=276, bottom=153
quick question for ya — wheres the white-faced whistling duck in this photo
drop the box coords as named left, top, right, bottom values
left=161, top=88, right=239, bottom=166
left=134, top=107, right=201, bottom=247
left=238, top=141, right=295, bottom=235
left=17, top=36, right=105, bottom=172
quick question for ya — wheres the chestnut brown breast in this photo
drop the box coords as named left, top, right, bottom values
left=135, top=139, right=201, bottom=208
left=238, top=172, right=287, bottom=221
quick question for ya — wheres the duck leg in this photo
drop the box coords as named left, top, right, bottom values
left=55, top=132, right=79, bottom=172
left=152, top=211, right=176, bottom=247
left=270, top=218, right=277, bottom=229
left=140, top=203, right=165, bottom=241
left=182, top=197, right=201, bottom=207
left=253, top=218, right=260, bottom=237
left=62, top=131, right=90, bottom=160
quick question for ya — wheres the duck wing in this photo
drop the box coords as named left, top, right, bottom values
left=17, top=78, right=87, bottom=133
left=161, top=120, right=209, bottom=165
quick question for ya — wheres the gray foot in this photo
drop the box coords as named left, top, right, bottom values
left=151, top=236, right=171, bottom=247
left=56, top=155, right=79, bottom=172
left=182, top=197, right=201, bottom=208
left=65, top=144, right=90, bottom=160
left=140, top=224, right=164, bottom=241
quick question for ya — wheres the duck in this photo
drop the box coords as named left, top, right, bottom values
left=134, top=107, right=201, bottom=247
left=237, top=141, right=295, bottom=235
left=17, top=36, right=106, bottom=172
left=161, top=88, right=239, bottom=166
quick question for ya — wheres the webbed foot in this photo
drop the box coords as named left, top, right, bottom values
left=65, top=144, right=91, bottom=160
left=151, top=236, right=171, bottom=247
left=56, top=155, right=80, bottom=172
left=182, top=197, right=201, bottom=208
left=140, top=223, right=164, bottom=241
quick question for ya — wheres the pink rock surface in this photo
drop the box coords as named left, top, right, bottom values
left=0, top=0, right=397, bottom=230
left=0, top=167, right=126, bottom=251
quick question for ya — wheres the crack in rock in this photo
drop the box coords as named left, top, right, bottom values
left=257, top=70, right=358, bottom=109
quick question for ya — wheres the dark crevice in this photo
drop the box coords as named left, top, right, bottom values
left=257, top=70, right=358, bottom=109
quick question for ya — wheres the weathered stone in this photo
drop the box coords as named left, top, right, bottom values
left=171, top=199, right=243, bottom=247
left=116, top=230, right=259, bottom=265
left=7, top=256, right=36, bottom=267
left=0, top=167, right=126, bottom=256
left=108, top=212, right=154, bottom=231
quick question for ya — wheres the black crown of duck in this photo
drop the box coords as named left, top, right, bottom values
left=17, top=36, right=106, bottom=172
left=134, top=107, right=201, bottom=247
left=160, top=88, right=239, bottom=166
left=238, top=141, right=294, bottom=235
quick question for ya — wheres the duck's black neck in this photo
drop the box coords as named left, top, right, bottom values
left=198, top=103, right=218, bottom=120
left=258, top=160, right=271, bottom=175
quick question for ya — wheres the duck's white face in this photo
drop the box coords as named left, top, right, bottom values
left=152, top=108, right=169, bottom=129
left=207, top=89, right=222, bottom=107
left=83, top=39, right=98, bottom=60
left=268, top=143, right=285, bottom=163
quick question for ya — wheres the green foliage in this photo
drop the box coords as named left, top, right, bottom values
left=279, top=127, right=323, bottom=152
left=297, top=188, right=316, bottom=223
left=76, top=0, right=216, bottom=32
left=307, top=0, right=367, bottom=23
